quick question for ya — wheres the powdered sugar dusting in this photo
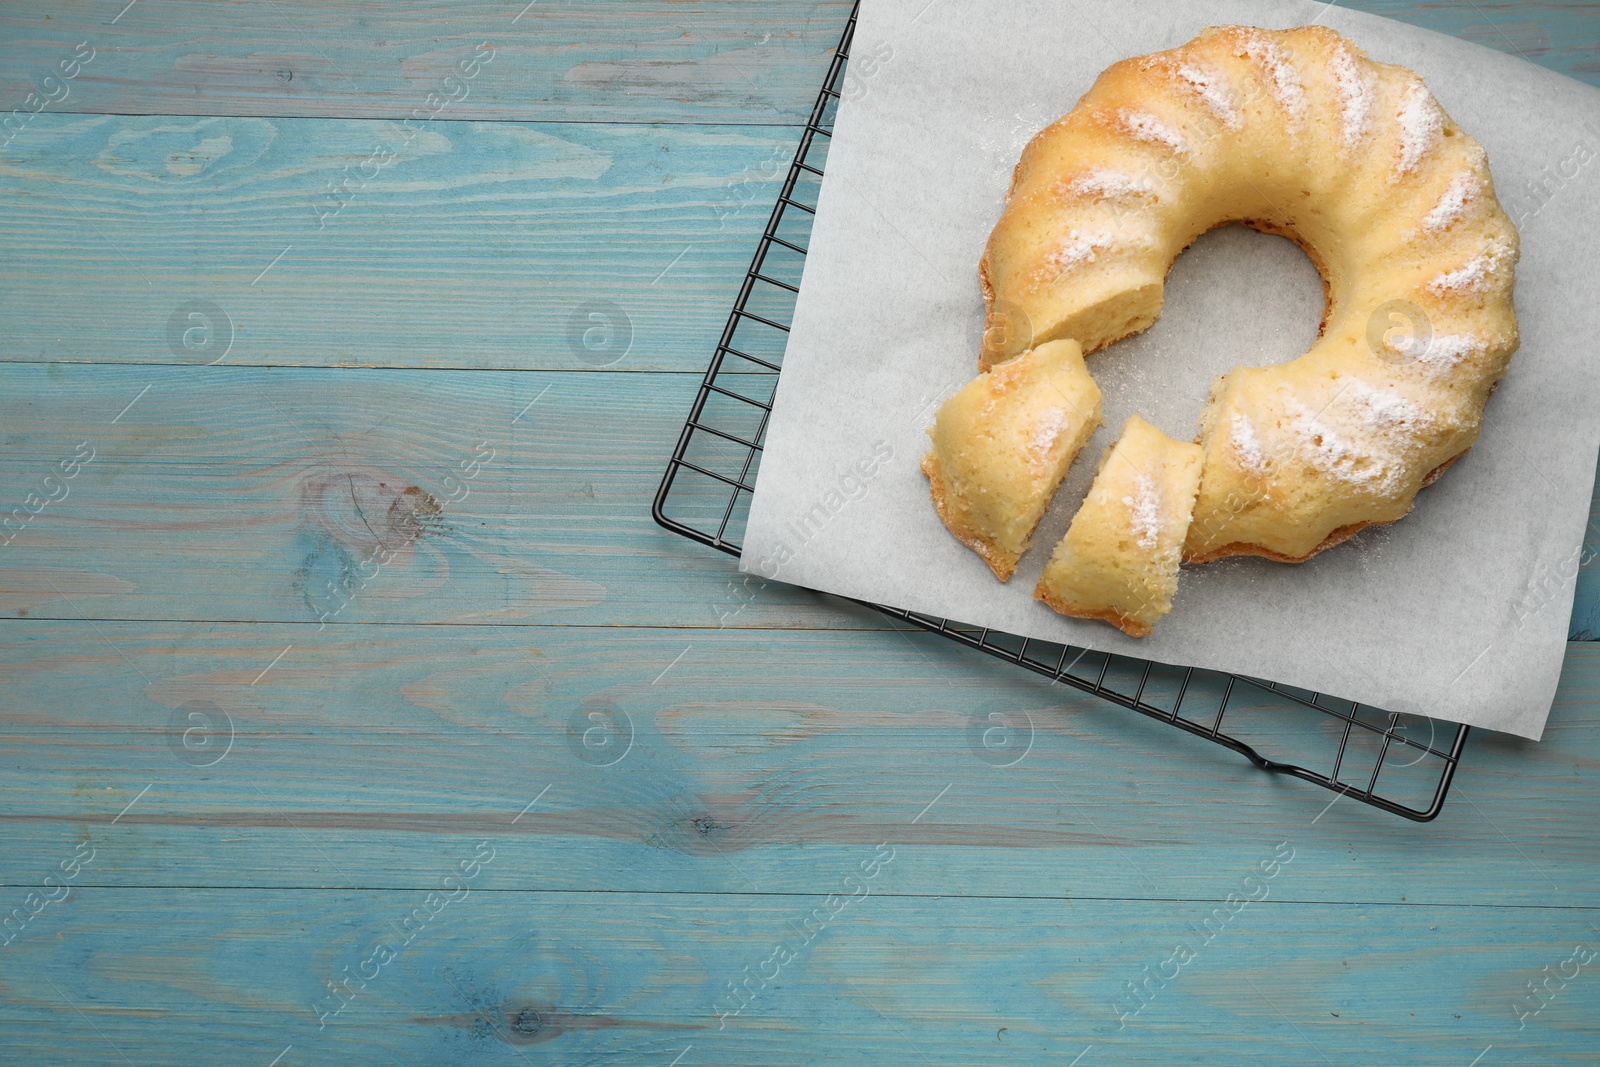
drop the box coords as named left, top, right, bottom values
left=1174, top=63, right=1242, bottom=128
left=1342, top=379, right=1430, bottom=434
left=1229, top=413, right=1268, bottom=475
left=1122, top=471, right=1162, bottom=550
left=1421, top=170, right=1479, bottom=233
left=1330, top=45, right=1374, bottom=149
left=1239, top=32, right=1307, bottom=121
left=1416, top=333, right=1486, bottom=374
left=1282, top=377, right=1442, bottom=495
left=1116, top=109, right=1188, bottom=153
left=1394, top=82, right=1444, bottom=178
left=1285, top=395, right=1403, bottom=495
left=1067, top=167, right=1155, bottom=200
left=1042, top=229, right=1116, bottom=276
left=1427, top=237, right=1515, bottom=294
left=1028, top=407, right=1070, bottom=461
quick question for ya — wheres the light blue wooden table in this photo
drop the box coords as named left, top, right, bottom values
left=1, top=2, right=1597, bottom=1063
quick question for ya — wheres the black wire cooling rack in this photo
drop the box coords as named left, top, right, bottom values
left=653, top=2, right=1469, bottom=821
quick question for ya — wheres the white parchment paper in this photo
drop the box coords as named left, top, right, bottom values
left=741, top=0, right=1600, bottom=740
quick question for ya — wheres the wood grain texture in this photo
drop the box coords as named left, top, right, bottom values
left=3, top=889, right=1599, bottom=1066
left=0, top=362, right=848, bottom=628
left=0, top=0, right=853, bottom=125
left=0, top=115, right=810, bottom=371
left=0, top=620, right=1597, bottom=906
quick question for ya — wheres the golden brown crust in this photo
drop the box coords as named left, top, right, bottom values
left=977, top=255, right=998, bottom=370
left=1182, top=520, right=1380, bottom=565
left=1181, top=451, right=1469, bottom=564
left=1418, top=447, right=1467, bottom=489
left=922, top=452, right=1019, bottom=581
left=1035, top=584, right=1152, bottom=638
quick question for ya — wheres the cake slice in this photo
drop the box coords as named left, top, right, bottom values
left=1035, top=415, right=1203, bottom=636
left=922, top=339, right=1102, bottom=581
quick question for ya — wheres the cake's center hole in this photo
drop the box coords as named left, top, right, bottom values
left=1032, top=224, right=1324, bottom=547
left=1092, top=223, right=1324, bottom=441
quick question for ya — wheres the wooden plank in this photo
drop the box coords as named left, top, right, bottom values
left=1, top=619, right=1597, bottom=905
left=1, top=362, right=1595, bottom=633
left=0, top=115, right=813, bottom=372
left=0, top=362, right=851, bottom=628
left=1, top=887, right=1596, bottom=1065
left=0, top=1, right=1592, bottom=133
left=0, top=0, right=851, bottom=125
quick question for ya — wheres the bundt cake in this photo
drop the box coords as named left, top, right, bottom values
left=1036, top=416, right=1204, bottom=637
left=924, top=23, right=1520, bottom=634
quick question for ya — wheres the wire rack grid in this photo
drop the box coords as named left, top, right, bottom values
left=653, top=3, right=1469, bottom=821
